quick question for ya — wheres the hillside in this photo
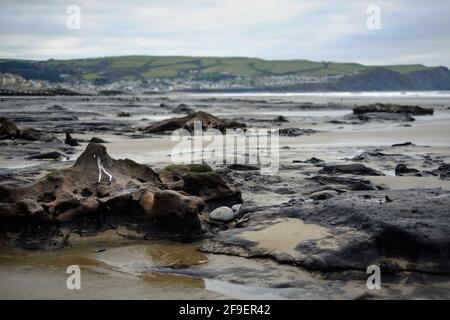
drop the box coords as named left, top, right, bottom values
left=0, top=56, right=434, bottom=81
left=0, top=56, right=449, bottom=92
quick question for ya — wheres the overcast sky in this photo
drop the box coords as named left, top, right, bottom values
left=0, top=0, right=449, bottom=66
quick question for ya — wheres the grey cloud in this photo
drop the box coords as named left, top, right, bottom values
left=0, top=0, right=448, bottom=66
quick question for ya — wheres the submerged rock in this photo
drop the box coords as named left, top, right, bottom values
left=143, top=111, right=245, bottom=134
left=353, top=103, right=433, bottom=115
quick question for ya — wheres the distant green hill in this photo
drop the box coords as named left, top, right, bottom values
left=0, top=55, right=435, bottom=84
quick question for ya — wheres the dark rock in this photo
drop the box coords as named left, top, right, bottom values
left=27, top=151, right=63, bottom=160
left=279, top=128, right=318, bottom=137
left=308, top=190, right=338, bottom=200
left=432, top=163, right=450, bottom=180
left=392, top=142, right=415, bottom=147
left=318, top=164, right=384, bottom=176
left=353, top=104, right=433, bottom=115
left=274, top=115, right=289, bottom=122
left=308, top=175, right=378, bottom=191
left=227, top=164, right=260, bottom=171
left=65, top=132, right=79, bottom=146
left=89, top=137, right=107, bottom=143
left=46, top=105, right=66, bottom=111
left=159, top=164, right=242, bottom=209
left=351, top=151, right=386, bottom=160
left=144, top=111, right=246, bottom=134
left=173, top=104, right=194, bottom=114
left=0, top=117, right=21, bottom=139
left=20, top=128, right=58, bottom=142
left=299, top=157, right=324, bottom=164
left=395, top=163, right=421, bottom=176
left=116, top=112, right=131, bottom=117
left=343, top=112, right=415, bottom=123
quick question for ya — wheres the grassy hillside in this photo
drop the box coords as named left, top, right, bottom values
left=0, top=55, right=436, bottom=83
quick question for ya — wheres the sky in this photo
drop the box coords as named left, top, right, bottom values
left=0, top=0, right=449, bottom=67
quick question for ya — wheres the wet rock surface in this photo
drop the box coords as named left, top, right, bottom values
left=202, top=189, right=450, bottom=274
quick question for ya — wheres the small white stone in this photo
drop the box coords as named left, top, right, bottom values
left=231, top=204, right=242, bottom=213
left=209, top=206, right=235, bottom=222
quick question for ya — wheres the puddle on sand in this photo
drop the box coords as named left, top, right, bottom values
left=0, top=236, right=224, bottom=299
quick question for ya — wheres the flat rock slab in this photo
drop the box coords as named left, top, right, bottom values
left=202, top=189, right=450, bottom=274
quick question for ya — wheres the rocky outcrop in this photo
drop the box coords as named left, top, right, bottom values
left=0, top=144, right=242, bottom=248
left=159, top=164, right=242, bottom=209
left=143, top=111, right=245, bottom=134
left=353, top=104, right=433, bottom=115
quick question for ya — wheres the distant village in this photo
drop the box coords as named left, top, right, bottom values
left=0, top=72, right=343, bottom=94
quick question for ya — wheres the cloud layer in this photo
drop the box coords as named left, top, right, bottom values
left=0, top=0, right=449, bottom=66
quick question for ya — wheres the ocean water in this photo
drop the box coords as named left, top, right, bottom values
left=188, top=91, right=450, bottom=98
